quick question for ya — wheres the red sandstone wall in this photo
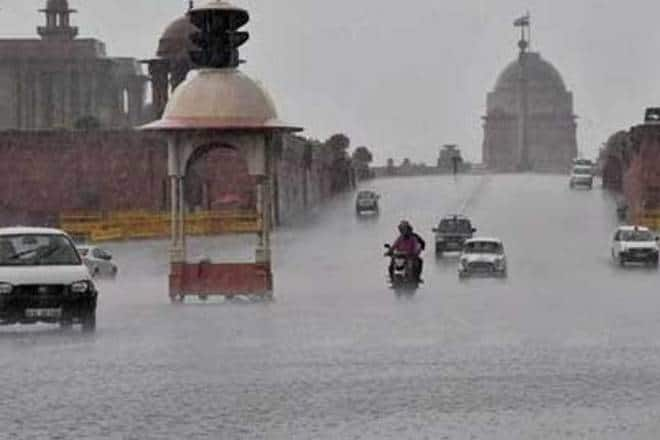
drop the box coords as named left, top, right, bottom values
left=0, top=131, right=254, bottom=226
left=0, top=131, right=168, bottom=224
left=624, top=125, right=660, bottom=221
left=0, top=131, right=355, bottom=228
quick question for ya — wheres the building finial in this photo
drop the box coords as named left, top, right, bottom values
left=514, top=12, right=531, bottom=54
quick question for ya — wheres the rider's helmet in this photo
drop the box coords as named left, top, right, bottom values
left=398, top=220, right=413, bottom=236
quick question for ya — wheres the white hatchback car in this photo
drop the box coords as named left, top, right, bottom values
left=0, top=227, right=97, bottom=331
left=459, top=238, right=507, bottom=278
left=77, top=245, right=118, bottom=278
left=611, top=226, right=659, bottom=267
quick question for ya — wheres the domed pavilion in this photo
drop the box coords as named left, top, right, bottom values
left=482, top=42, right=577, bottom=173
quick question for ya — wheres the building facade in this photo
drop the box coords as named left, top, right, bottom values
left=482, top=51, right=578, bottom=173
left=0, top=0, right=147, bottom=130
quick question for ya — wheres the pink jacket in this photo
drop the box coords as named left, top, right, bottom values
left=392, top=235, right=422, bottom=256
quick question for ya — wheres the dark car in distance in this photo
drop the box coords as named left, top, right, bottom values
left=433, top=215, right=477, bottom=256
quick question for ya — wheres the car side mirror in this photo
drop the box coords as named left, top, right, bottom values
left=432, top=228, right=438, bottom=233
left=656, top=236, right=660, bottom=242
left=384, top=244, right=391, bottom=249
left=471, top=228, right=477, bottom=233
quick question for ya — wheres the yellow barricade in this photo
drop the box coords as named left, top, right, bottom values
left=59, top=210, right=261, bottom=242
left=90, top=226, right=124, bottom=242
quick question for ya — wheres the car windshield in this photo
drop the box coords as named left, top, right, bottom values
left=0, top=234, right=81, bottom=266
left=358, top=191, right=375, bottom=199
left=439, top=219, right=472, bottom=233
left=619, top=230, right=654, bottom=242
left=464, top=241, right=503, bottom=254
left=573, top=167, right=591, bottom=175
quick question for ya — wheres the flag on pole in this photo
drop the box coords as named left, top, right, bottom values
left=514, top=14, right=530, bottom=27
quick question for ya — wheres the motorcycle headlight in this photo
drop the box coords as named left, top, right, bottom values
left=70, top=281, right=91, bottom=294
left=0, top=283, right=13, bottom=295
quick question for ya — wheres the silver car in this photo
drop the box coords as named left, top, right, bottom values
left=77, top=245, right=118, bottom=278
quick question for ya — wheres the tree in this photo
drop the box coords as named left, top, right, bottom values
left=352, top=146, right=373, bottom=165
left=324, top=134, right=353, bottom=192
left=326, top=133, right=350, bottom=161
left=352, top=146, right=374, bottom=180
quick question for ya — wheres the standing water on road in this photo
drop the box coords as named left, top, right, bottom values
left=4, top=175, right=660, bottom=439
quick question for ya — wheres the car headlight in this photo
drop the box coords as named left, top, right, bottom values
left=494, top=258, right=505, bottom=268
left=70, top=281, right=91, bottom=294
left=0, top=283, right=13, bottom=295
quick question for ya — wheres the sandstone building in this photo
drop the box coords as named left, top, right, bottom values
left=482, top=46, right=578, bottom=173
left=0, top=0, right=147, bottom=129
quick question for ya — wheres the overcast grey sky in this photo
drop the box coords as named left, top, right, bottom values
left=2, top=1, right=658, bottom=164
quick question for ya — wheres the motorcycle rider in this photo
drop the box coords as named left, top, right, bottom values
left=388, top=220, right=425, bottom=281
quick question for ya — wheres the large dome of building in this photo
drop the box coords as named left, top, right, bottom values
left=482, top=50, right=577, bottom=173
left=157, top=16, right=197, bottom=60
left=494, top=53, right=566, bottom=92
left=45, top=0, right=72, bottom=11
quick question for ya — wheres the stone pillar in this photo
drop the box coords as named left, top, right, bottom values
left=148, top=60, right=169, bottom=119
left=168, top=140, right=186, bottom=263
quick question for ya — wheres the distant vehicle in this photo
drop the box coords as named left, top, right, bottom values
left=570, top=165, right=594, bottom=189
left=433, top=215, right=477, bottom=256
left=77, top=245, right=118, bottom=278
left=573, top=158, right=594, bottom=167
left=611, top=226, right=659, bottom=267
left=0, top=227, right=98, bottom=331
left=645, top=107, right=660, bottom=123
left=355, top=190, right=379, bottom=215
left=459, top=238, right=507, bottom=278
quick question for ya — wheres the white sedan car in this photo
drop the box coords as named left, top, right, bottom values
left=77, top=245, right=118, bottom=278
left=0, top=227, right=98, bottom=331
left=611, top=226, right=659, bottom=267
left=459, top=238, right=507, bottom=278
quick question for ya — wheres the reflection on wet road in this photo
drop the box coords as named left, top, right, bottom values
left=3, top=174, right=660, bottom=439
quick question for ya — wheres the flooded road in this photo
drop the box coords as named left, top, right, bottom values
left=3, top=174, right=660, bottom=439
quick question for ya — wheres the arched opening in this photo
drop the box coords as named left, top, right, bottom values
left=184, top=143, right=256, bottom=213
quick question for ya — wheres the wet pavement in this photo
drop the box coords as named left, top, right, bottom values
left=3, top=174, right=660, bottom=439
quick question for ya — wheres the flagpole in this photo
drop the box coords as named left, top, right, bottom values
left=527, top=12, right=532, bottom=50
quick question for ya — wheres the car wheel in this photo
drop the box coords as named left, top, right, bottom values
left=619, top=255, right=626, bottom=267
left=81, top=312, right=96, bottom=333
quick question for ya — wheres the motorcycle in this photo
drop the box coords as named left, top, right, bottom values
left=384, top=244, right=420, bottom=290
